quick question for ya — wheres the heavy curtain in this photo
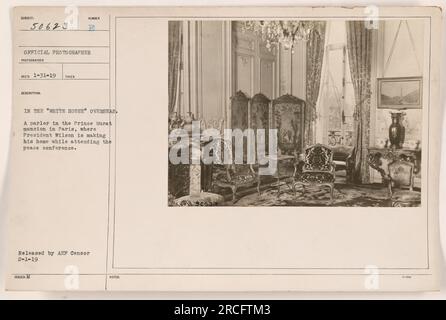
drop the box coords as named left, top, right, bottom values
left=168, top=21, right=182, bottom=115
left=305, top=22, right=326, bottom=145
left=346, top=21, right=373, bottom=184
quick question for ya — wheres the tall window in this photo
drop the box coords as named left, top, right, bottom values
left=316, top=21, right=355, bottom=147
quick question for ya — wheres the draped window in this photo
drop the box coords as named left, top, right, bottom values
left=305, top=22, right=326, bottom=145
left=168, top=21, right=182, bottom=114
left=346, top=21, right=374, bottom=184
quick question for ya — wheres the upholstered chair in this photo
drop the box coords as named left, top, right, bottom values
left=387, top=160, right=421, bottom=207
left=296, top=144, right=336, bottom=201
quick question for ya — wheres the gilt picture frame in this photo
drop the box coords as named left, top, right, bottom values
left=377, top=76, right=423, bottom=109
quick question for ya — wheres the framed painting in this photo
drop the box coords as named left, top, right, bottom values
left=377, top=77, right=422, bottom=109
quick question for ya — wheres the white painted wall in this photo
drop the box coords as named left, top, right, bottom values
left=279, top=41, right=306, bottom=99
left=373, top=19, right=425, bottom=147
left=179, top=21, right=230, bottom=124
left=179, top=21, right=307, bottom=126
left=232, top=22, right=279, bottom=99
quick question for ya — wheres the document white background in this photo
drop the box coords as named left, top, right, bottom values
left=0, top=0, right=445, bottom=299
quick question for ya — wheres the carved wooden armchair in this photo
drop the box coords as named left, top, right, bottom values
left=296, top=144, right=336, bottom=201
left=211, top=91, right=260, bottom=202
left=200, top=118, right=225, bottom=134
left=332, top=145, right=355, bottom=182
left=199, top=118, right=225, bottom=192
left=388, top=160, right=420, bottom=207
left=211, top=138, right=259, bottom=203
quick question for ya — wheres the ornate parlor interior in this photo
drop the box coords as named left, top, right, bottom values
left=168, top=20, right=425, bottom=207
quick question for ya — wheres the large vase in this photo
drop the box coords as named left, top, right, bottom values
left=388, top=112, right=405, bottom=149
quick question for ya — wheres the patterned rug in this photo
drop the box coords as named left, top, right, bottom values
left=230, top=183, right=393, bottom=207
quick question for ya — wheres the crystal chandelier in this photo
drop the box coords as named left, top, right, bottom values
left=242, top=21, right=319, bottom=51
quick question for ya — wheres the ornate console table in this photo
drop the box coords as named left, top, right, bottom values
left=367, top=147, right=421, bottom=185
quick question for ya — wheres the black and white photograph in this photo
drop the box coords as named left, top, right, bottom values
left=168, top=19, right=425, bottom=207
left=2, top=4, right=443, bottom=296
